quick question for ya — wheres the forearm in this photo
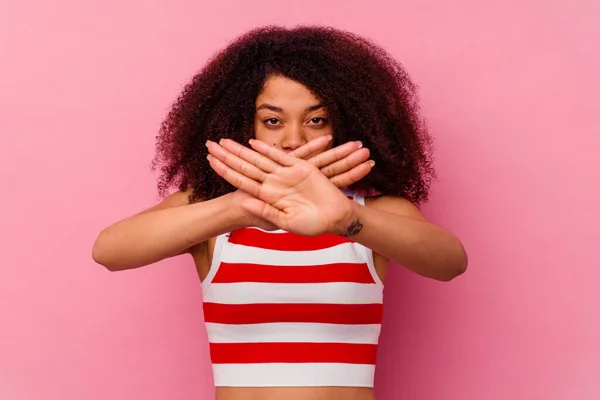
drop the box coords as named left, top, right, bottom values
left=92, top=195, right=239, bottom=271
left=346, top=203, right=468, bottom=281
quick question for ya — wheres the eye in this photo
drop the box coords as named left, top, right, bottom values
left=308, top=117, right=328, bottom=125
left=263, top=118, right=280, bottom=126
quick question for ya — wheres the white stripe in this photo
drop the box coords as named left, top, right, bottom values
left=201, top=233, right=228, bottom=293
left=205, top=322, right=381, bottom=344
left=203, top=282, right=383, bottom=304
left=220, top=241, right=365, bottom=266
left=245, top=227, right=287, bottom=234
left=212, top=363, right=375, bottom=387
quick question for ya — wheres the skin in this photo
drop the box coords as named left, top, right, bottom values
left=92, top=75, right=467, bottom=400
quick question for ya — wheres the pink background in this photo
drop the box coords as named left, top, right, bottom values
left=1, top=1, right=599, bottom=399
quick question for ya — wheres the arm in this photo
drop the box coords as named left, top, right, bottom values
left=343, top=195, right=467, bottom=281
left=92, top=191, right=243, bottom=271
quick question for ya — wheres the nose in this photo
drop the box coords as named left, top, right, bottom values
left=279, top=124, right=306, bottom=152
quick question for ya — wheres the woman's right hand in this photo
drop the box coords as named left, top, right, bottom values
left=224, top=137, right=374, bottom=231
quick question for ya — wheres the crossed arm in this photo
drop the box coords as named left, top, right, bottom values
left=93, top=136, right=466, bottom=281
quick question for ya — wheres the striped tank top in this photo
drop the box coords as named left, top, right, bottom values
left=201, top=190, right=384, bottom=387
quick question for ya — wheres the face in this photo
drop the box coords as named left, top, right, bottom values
left=254, top=75, right=333, bottom=154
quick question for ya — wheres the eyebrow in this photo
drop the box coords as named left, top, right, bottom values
left=256, top=103, right=325, bottom=113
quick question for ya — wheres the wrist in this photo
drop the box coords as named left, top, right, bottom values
left=216, top=192, right=248, bottom=231
left=334, top=200, right=363, bottom=237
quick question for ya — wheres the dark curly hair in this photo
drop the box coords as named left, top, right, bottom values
left=152, top=25, right=435, bottom=205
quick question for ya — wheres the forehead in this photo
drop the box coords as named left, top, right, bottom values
left=256, top=75, right=322, bottom=106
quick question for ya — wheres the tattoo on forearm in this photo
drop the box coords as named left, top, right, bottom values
left=341, top=220, right=363, bottom=237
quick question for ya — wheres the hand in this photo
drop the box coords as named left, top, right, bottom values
left=290, top=137, right=375, bottom=188
left=223, top=189, right=279, bottom=231
left=206, top=138, right=358, bottom=236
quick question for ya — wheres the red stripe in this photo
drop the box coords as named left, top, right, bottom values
left=229, top=228, right=352, bottom=251
left=212, top=262, right=375, bottom=284
left=203, top=303, right=383, bottom=325
left=210, top=342, right=377, bottom=364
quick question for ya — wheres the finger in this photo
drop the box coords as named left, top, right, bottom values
left=290, top=135, right=333, bottom=160
left=217, top=139, right=280, bottom=173
left=240, top=197, right=287, bottom=230
left=248, top=139, right=299, bottom=167
left=307, top=141, right=364, bottom=169
left=206, top=140, right=269, bottom=182
left=320, top=147, right=370, bottom=178
left=207, top=154, right=261, bottom=197
left=329, top=160, right=375, bottom=188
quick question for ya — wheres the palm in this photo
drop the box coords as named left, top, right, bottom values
left=252, top=162, right=349, bottom=236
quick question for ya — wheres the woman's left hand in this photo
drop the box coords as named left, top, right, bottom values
left=205, top=138, right=359, bottom=236
left=290, top=138, right=374, bottom=188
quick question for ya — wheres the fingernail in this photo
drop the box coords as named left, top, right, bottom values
left=249, top=139, right=254, bottom=145
left=357, top=141, right=363, bottom=148
left=219, top=138, right=224, bottom=145
left=207, top=154, right=212, bottom=160
left=205, top=140, right=211, bottom=147
left=368, top=160, right=375, bottom=167
left=326, top=135, right=333, bottom=141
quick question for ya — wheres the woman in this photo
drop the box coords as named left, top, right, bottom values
left=93, top=25, right=468, bottom=400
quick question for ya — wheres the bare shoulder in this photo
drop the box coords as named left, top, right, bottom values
left=364, top=194, right=428, bottom=221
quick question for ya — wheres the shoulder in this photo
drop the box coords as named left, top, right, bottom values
left=364, top=194, right=428, bottom=221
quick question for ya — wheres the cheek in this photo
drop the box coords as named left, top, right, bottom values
left=253, top=123, right=276, bottom=144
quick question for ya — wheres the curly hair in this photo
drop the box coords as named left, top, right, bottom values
left=152, top=25, right=435, bottom=205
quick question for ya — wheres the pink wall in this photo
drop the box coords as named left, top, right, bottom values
left=1, top=1, right=598, bottom=399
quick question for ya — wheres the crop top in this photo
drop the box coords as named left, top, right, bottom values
left=201, top=190, right=384, bottom=387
